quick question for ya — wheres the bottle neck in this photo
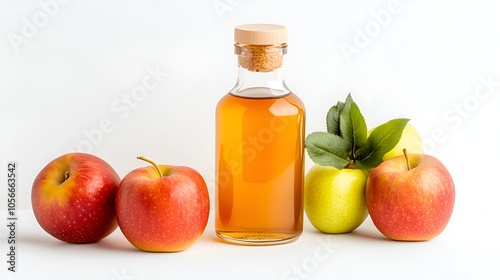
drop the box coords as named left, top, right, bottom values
left=230, top=44, right=290, bottom=98
left=230, top=66, right=290, bottom=98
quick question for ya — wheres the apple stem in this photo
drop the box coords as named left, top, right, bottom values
left=403, top=148, right=411, bottom=171
left=137, top=156, right=163, bottom=178
left=64, top=171, right=70, bottom=181
left=344, top=163, right=360, bottom=169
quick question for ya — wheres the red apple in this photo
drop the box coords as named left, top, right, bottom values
left=32, top=153, right=120, bottom=243
left=366, top=150, right=455, bottom=241
left=116, top=157, right=210, bottom=252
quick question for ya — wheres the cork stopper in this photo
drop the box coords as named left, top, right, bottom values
left=234, top=24, right=288, bottom=72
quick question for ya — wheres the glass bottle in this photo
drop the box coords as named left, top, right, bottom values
left=215, top=24, right=305, bottom=245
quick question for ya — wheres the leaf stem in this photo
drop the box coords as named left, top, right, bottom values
left=137, top=156, right=163, bottom=178
left=352, top=145, right=356, bottom=162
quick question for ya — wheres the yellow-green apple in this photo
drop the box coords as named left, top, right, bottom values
left=305, top=164, right=370, bottom=233
left=366, top=150, right=455, bottom=241
left=368, top=123, right=424, bottom=161
left=31, top=153, right=120, bottom=243
left=116, top=157, right=210, bottom=252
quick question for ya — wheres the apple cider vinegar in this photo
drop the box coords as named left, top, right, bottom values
left=215, top=24, right=305, bottom=245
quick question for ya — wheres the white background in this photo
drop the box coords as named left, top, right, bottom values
left=1, top=0, right=500, bottom=279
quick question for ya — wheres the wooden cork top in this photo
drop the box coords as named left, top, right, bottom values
left=234, top=24, right=287, bottom=45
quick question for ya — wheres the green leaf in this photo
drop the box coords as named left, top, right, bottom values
left=305, top=132, right=351, bottom=169
left=339, top=94, right=353, bottom=143
left=355, top=154, right=377, bottom=169
left=326, top=101, right=345, bottom=136
left=339, top=94, right=367, bottom=151
left=356, top=118, right=410, bottom=168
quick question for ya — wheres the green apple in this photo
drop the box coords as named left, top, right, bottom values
left=304, top=164, right=370, bottom=233
left=369, top=123, right=424, bottom=161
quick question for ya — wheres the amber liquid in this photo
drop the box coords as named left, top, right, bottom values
left=215, top=89, right=305, bottom=245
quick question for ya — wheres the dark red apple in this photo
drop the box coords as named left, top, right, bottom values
left=32, top=153, right=120, bottom=243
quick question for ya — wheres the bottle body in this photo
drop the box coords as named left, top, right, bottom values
left=215, top=89, right=305, bottom=245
